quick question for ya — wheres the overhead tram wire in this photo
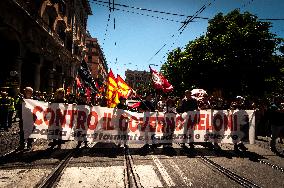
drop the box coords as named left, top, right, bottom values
left=102, top=13, right=111, bottom=47
left=92, top=0, right=211, bottom=67
left=259, top=18, right=284, bottom=21
left=156, top=0, right=215, bottom=62
left=93, top=0, right=284, bottom=68
left=92, top=1, right=284, bottom=24
left=92, top=0, right=209, bottom=20
left=92, top=2, right=188, bottom=23
left=160, top=0, right=284, bottom=61
left=112, top=0, right=118, bottom=66
left=147, top=44, right=167, bottom=63
left=101, top=0, right=113, bottom=47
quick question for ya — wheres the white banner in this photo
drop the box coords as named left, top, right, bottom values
left=22, top=99, right=255, bottom=144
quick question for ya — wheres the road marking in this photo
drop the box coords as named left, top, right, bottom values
left=151, top=155, right=176, bottom=187
left=0, top=169, right=52, bottom=187
left=57, top=165, right=163, bottom=188
left=56, top=166, right=125, bottom=188
left=134, top=165, right=163, bottom=188
left=167, top=158, right=193, bottom=187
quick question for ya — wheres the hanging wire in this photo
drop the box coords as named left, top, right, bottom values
left=92, top=0, right=209, bottom=19
left=147, top=44, right=167, bottom=62
left=148, top=0, right=215, bottom=63
left=92, top=2, right=188, bottom=23
left=108, top=0, right=111, bottom=12
left=92, top=0, right=284, bottom=68
left=92, top=1, right=284, bottom=23
left=102, top=13, right=111, bottom=46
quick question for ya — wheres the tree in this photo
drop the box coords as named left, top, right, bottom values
left=162, top=9, right=284, bottom=99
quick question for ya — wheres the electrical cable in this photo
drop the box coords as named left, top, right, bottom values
left=91, top=1, right=284, bottom=25
left=161, top=0, right=214, bottom=62
left=102, top=13, right=111, bottom=46
left=92, top=0, right=284, bottom=69
left=92, top=2, right=188, bottom=23
left=92, top=0, right=209, bottom=19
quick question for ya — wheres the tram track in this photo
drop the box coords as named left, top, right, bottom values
left=220, top=144, right=284, bottom=174
left=29, top=145, right=142, bottom=188
left=179, top=144, right=262, bottom=188
left=0, top=148, right=18, bottom=159
left=1, top=141, right=282, bottom=187
left=36, top=149, right=76, bottom=188
left=124, top=145, right=141, bottom=188
left=199, top=155, right=261, bottom=188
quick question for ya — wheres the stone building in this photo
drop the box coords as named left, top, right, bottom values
left=0, top=0, right=92, bottom=95
left=85, top=37, right=108, bottom=88
left=125, top=69, right=151, bottom=90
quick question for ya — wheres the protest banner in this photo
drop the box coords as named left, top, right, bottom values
left=22, top=99, right=255, bottom=144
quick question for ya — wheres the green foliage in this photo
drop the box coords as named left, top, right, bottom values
left=161, top=9, right=284, bottom=98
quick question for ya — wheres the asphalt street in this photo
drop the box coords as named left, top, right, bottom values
left=0, top=139, right=283, bottom=188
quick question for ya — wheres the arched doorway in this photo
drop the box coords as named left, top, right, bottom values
left=0, top=26, right=22, bottom=96
left=55, top=19, right=67, bottom=42
left=21, top=51, right=38, bottom=89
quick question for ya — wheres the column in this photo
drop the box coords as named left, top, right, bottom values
left=34, top=57, right=43, bottom=91
left=10, top=56, right=23, bottom=96
left=14, top=56, right=23, bottom=88
left=48, top=64, right=56, bottom=93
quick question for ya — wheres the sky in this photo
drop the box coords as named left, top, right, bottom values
left=87, top=0, right=284, bottom=79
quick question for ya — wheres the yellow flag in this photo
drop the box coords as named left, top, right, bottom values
left=106, top=69, right=119, bottom=108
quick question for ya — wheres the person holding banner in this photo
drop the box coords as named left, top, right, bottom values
left=116, top=96, right=129, bottom=148
left=177, top=90, right=199, bottom=150
left=138, top=93, right=155, bottom=112
left=138, top=93, right=156, bottom=152
left=17, top=87, right=34, bottom=151
left=163, top=97, right=177, bottom=151
left=157, top=95, right=167, bottom=112
left=49, top=88, right=67, bottom=149
left=116, top=96, right=128, bottom=110
left=76, top=93, right=89, bottom=148
left=231, top=96, right=249, bottom=152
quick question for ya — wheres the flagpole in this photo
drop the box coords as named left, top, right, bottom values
left=154, top=90, right=158, bottom=111
left=149, top=64, right=159, bottom=110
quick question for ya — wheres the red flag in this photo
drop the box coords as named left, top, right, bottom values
left=76, top=77, right=82, bottom=87
left=86, top=87, right=91, bottom=102
left=129, top=101, right=141, bottom=109
left=149, top=67, right=173, bottom=93
left=66, top=87, right=71, bottom=95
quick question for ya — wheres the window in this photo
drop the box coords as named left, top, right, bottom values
left=67, top=9, right=72, bottom=25
left=57, top=24, right=66, bottom=41
left=58, top=3, right=66, bottom=16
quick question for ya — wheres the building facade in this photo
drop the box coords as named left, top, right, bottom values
left=125, top=69, right=151, bottom=90
left=85, top=37, right=108, bottom=88
left=0, top=0, right=92, bottom=95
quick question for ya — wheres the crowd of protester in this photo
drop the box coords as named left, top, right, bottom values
left=0, top=86, right=283, bottom=154
left=129, top=90, right=284, bottom=153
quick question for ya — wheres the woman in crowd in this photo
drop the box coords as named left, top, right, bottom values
left=49, top=88, right=67, bottom=149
